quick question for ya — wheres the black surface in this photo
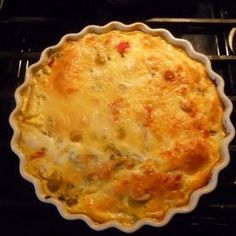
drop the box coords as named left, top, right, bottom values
left=0, top=0, right=236, bottom=235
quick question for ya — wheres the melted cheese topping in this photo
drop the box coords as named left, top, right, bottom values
left=15, top=30, right=225, bottom=226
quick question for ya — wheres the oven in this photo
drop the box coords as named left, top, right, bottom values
left=0, top=0, right=236, bottom=235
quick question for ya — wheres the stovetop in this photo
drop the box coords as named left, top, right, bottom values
left=0, top=0, right=236, bottom=235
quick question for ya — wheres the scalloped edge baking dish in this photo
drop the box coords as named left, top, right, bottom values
left=9, top=21, right=235, bottom=233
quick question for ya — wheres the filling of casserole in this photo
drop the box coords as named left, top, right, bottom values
left=15, top=30, right=225, bottom=226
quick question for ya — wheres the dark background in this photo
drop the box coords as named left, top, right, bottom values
left=1, top=0, right=236, bottom=235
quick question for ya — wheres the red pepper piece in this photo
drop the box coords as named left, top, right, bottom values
left=31, top=150, right=45, bottom=160
left=116, top=41, right=130, bottom=56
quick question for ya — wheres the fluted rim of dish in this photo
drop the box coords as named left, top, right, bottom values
left=9, top=21, right=235, bottom=233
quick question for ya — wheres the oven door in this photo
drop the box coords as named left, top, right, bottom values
left=0, top=0, right=236, bottom=235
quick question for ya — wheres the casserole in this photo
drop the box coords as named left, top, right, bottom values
left=9, top=21, right=235, bottom=232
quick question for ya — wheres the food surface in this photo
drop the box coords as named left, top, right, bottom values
left=14, top=30, right=225, bottom=226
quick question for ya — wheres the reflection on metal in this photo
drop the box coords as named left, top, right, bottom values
left=146, top=18, right=236, bottom=25
left=17, top=60, right=22, bottom=79
left=228, top=28, right=236, bottom=53
left=26, top=60, right=29, bottom=70
left=192, top=222, right=199, bottom=226
left=0, top=0, right=4, bottom=10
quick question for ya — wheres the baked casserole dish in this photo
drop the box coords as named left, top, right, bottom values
left=9, top=22, right=234, bottom=232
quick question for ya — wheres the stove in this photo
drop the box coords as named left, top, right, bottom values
left=0, top=0, right=236, bottom=235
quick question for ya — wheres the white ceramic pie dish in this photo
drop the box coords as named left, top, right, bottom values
left=9, top=21, right=235, bottom=233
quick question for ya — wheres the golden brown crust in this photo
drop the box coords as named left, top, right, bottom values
left=15, top=30, right=225, bottom=226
